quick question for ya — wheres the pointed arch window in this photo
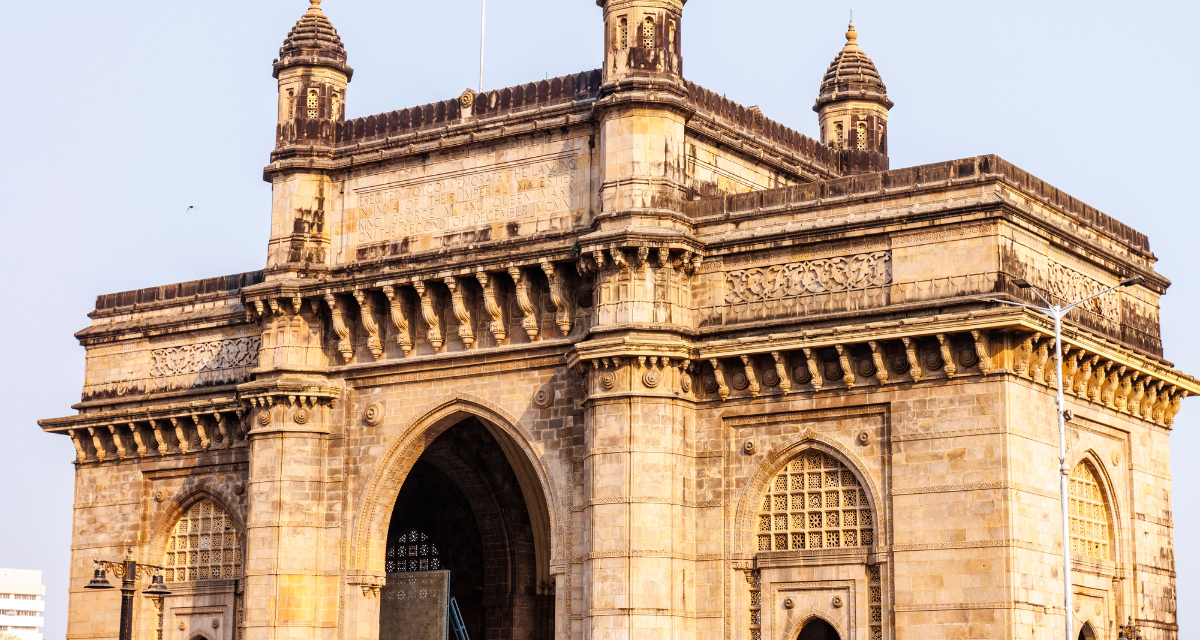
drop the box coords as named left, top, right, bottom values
left=757, top=451, right=874, bottom=551
left=162, top=500, right=241, bottom=582
left=1069, top=462, right=1112, bottom=560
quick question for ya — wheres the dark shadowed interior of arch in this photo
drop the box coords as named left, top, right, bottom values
left=383, top=418, right=552, bottom=640
left=1078, top=622, right=1097, bottom=640
left=798, top=618, right=839, bottom=640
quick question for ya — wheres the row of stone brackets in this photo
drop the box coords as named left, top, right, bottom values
left=40, top=401, right=245, bottom=463
left=618, top=314, right=1197, bottom=424
left=244, top=265, right=575, bottom=364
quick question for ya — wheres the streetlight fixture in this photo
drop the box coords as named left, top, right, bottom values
left=84, top=547, right=171, bottom=640
left=987, top=274, right=1143, bottom=640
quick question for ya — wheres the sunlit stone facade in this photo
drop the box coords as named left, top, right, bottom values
left=40, top=2, right=1197, bottom=639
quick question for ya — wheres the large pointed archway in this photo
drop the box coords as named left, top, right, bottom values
left=352, top=394, right=562, bottom=640
left=382, top=418, right=550, bottom=640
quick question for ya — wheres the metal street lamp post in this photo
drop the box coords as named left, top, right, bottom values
left=85, top=546, right=172, bottom=640
left=987, top=275, right=1143, bottom=640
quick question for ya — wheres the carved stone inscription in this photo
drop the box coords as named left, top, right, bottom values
left=353, top=156, right=580, bottom=245
left=725, top=251, right=891, bottom=303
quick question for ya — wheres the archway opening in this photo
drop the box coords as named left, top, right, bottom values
left=797, top=618, right=839, bottom=640
left=1078, top=622, right=1097, bottom=640
left=380, top=417, right=552, bottom=640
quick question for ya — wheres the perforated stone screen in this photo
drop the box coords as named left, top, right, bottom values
left=386, top=529, right=442, bottom=572
left=1069, top=462, right=1112, bottom=560
left=757, top=452, right=874, bottom=551
left=162, top=500, right=241, bottom=582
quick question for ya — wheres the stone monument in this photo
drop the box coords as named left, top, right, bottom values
left=40, top=2, right=1197, bottom=639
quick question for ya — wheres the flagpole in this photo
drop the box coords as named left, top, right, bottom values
left=479, top=0, right=486, bottom=92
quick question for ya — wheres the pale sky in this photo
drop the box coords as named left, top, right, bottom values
left=3, top=1, right=1197, bottom=638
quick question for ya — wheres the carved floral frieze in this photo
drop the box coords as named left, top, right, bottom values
left=725, top=252, right=891, bottom=304
left=149, top=338, right=261, bottom=377
left=1045, top=261, right=1120, bottom=322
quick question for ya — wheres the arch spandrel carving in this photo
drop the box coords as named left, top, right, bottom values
left=733, top=427, right=884, bottom=561
left=350, top=392, right=565, bottom=582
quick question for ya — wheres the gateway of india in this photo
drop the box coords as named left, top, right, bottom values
left=40, top=1, right=1199, bottom=639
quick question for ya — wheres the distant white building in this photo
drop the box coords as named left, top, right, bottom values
left=0, top=569, right=44, bottom=640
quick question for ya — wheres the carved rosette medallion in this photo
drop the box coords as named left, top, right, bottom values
left=293, top=408, right=310, bottom=425
left=923, top=350, right=944, bottom=371
left=792, top=366, right=812, bottom=385
left=856, top=359, right=876, bottom=378
left=731, top=372, right=749, bottom=391
left=889, top=354, right=910, bottom=374
left=702, top=374, right=719, bottom=394
left=761, top=369, right=780, bottom=388
left=743, top=440, right=757, bottom=455
left=600, top=372, right=617, bottom=390
left=823, top=361, right=844, bottom=381
left=533, top=384, right=554, bottom=409
left=576, top=289, right=594, bottom=309
left=256, top=409, right=272, bottom=426
left=363, top=402, right=384, bottom=427
left=680, top=374, right=693, bottom=393
left=958, top=347, right=980, bottom=368
left=641, top=370, right=661, bottom=388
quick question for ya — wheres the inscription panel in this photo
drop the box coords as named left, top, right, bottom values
left=346, top=153, right=585, bottom=257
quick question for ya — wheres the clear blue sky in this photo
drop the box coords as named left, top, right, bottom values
left=3, top=1, right=1196, bottom=638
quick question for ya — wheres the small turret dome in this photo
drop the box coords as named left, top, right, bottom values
left=273, top=0, right=353, bottom=80
left=813, top=21, right=892, bottom=112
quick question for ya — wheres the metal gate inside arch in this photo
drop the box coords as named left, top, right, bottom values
left=380, top=418, right=553, bottom=640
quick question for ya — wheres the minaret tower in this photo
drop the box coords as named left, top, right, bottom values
left=814, top=21, right=893, bottom=159
left=593, top=0, right=689, bottom=227
left=264, top=0, right=353, bottom=275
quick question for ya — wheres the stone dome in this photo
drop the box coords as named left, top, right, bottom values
left=273, top=0, right=353, bottom=79
left=813, top=22, right=892, bottom=112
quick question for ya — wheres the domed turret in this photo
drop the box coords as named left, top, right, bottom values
left=272, top=0, right=352, bottom=148
left=265, top=0, right=353, bottom=275
left=814, top=22, right=892, bottom=156
left=273, top=0, right=353, bottom=80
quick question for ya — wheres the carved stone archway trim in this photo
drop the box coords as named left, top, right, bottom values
left=781, top=610, right=847, bottom=640
left=350, top=392, right=563, bottom=584
left=148, top=487, right=247, bottom=568
left=1071, top=448, right=1125, bottom=565
left=733, top=427, right=885, bottom=560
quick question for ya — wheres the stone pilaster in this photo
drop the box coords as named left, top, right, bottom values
left=239, top=380, right=341, bottom=640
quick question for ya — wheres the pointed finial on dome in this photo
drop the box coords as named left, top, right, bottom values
left=846, top=20, right=857, bottom=44
left=311, top=0, right=322, bottom=6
